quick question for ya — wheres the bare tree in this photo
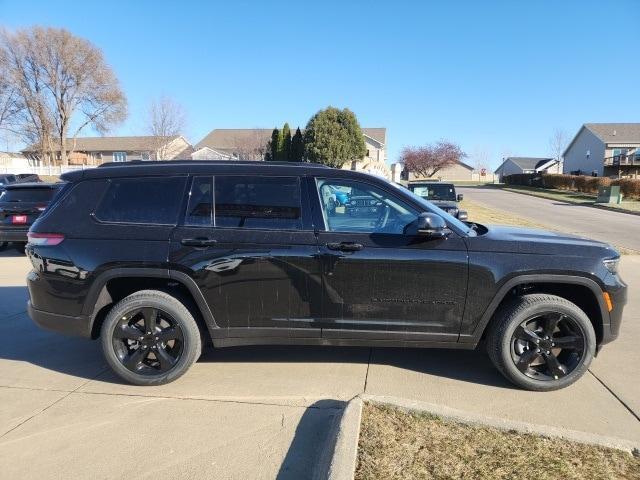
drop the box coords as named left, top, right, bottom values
left=0, top=27, right=127, bottom=165
left=471, top=146, right=491, bottom=173
left=231, top=130, right=268, bottom=160
left=549, top=128, right=569, bottom=162
left=400, top=140, right=466, bottom=179
left=146, top=95, right=186, bottom=160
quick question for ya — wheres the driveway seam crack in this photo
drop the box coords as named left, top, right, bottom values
left=362, top=347, right=372, bottom=393
left=588, top=369, right=640, bottom=422
left=0, top=367, right=108, bottom=439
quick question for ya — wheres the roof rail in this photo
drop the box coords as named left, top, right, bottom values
left=98, top=160, right=331, bottom=168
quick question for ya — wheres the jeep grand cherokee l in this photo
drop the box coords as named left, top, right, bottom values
left=26, top=161, right=626, bottom=390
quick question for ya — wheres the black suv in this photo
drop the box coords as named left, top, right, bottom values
left=26, top=161, right=626, bottom=390
left=407, top=181, right=467, bottom=220
left=0, top=182, right=61, bottom=251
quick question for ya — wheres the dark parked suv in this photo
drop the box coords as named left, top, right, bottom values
left=26, top=161, right=626, bottom=390
left=0, top=182, right=61, bottom=251
left=407, top=181, right=467, bottom=220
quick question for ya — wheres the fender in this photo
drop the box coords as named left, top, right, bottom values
left=459, top=274, right=609, bottom=344
left=83, top=267, right=219, bottom=336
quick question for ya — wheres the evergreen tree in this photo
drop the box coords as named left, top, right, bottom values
left=291, top=127, right=304, bottom=162
left=282, top=123, right=292, bottom=161
left=303, top=107, right=366, bottom=167
left=275, top=128, right=285, bottom=161
left=269, top=127, right=279, bottom=161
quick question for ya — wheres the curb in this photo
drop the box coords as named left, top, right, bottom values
left=323, top=394, right=640, bottom=479
left=325, top=397, right=363, bottom=480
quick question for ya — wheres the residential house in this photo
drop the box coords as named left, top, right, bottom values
left=563, top=123, right=640, bottom=178
left=0, top=151, right=31, bottom=169
left=194, top=127, right=391, bottom=178
left=494, top=157, right=561, bottom=182
left=22, top=136, right=192, bottom=165
left=398, top=160, right=476, bottom=182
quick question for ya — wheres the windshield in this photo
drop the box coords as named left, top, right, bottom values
left=0, top=187, right=59, bottom=203
left=389, top=181, right=476, bottom=236
left=409, top=183, right=456, bottom=201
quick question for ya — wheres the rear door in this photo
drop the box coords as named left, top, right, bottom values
left=169, top=174, right=323, bottom=339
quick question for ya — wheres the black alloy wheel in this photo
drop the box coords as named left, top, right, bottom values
left=112, top=307, right=185, bottom=375
left=511, top=312, right=586, bottom=381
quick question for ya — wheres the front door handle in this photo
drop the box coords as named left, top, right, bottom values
left=181, top=237, right=218, bottom=247
left=326, top=242, right=363, bottom=252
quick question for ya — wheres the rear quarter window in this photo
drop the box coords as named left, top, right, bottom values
left=95, top=176, right=187, bottom=225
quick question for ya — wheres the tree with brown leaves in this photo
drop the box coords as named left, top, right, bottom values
left=1, top=26, right=127, bottom=165
left=400, top=141, right=466, bottom=179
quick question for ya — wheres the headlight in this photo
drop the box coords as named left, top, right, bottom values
left=603, top=258, right=619, bottom=274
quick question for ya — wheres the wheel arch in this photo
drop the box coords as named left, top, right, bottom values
left=84, top=268, right=218, bottom=339
left=461, top=274, right=609, bottom=346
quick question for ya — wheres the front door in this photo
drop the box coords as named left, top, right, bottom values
left=312, top=177, right=468, bottom=342
left=169, top=175, right=323, bottom=339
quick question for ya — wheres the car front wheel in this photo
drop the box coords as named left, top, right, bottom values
left=487, top=294, right=596, bottom=391
left=100, top=289, right=202, bottom=386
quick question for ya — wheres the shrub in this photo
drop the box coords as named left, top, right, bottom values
left=503, top=173, right=640, bottom=199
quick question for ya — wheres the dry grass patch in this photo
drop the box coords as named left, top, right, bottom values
left=356, top=403, right=640, bottom=480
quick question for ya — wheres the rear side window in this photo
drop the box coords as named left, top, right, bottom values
left=214, top=176, right=302, bottom=230
left=185, top=176, right=213, bottom=226
left=0, top=187, right=59, bottom=203
left=95, top=177, right=186, bottom=225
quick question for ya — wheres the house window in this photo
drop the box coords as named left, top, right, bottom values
left=141, top=151, right=151, bottom=161
left=113, top=152, right=127, bottom=162
left=366, top=149, right=370, bottom=157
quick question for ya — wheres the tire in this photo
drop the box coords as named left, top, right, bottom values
left=13, top=242, right=26, bottom=254
left=486, top=294, right=596, bottom=391
left=0, top=241, right=7, bottom=251
left=100, top=289, right=202, bottom=386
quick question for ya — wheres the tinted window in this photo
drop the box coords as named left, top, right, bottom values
left=316, top=179, right=418, bottom=234
left=95, top=177, right=186, bottom=224
left=0, top=187, right=59, bottom=203
left=214, top=176, right=302, bottom=230
left=409, top=183, right=456, bottom=201
left=185, top=176, right=213, bottom=226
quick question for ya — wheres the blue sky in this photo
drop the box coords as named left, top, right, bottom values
left=1, top=0, right=638, bottom=168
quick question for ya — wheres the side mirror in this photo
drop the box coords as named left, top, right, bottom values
left=457, top=210, right=468, bottom=221
left=416, top=212, right=447, bottom=238
left=457, top=193, right=464, bottom=201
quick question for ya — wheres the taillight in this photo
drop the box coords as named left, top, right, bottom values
left=27, top=233, right=65, bottom=246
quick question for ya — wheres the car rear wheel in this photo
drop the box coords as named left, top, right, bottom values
left=487, top=294, right=595, bottom=391
left=100, top=289, right=202, bottom=386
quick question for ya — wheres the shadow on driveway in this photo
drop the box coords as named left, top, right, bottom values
left=276, top=398, right=346, bottom=480
left=0, top=284, right=511, bottom=390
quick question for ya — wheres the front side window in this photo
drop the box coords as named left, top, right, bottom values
left=316, top=178, right=419, bottom=234
left=214, top=175, right=302, bottom=230
left=95, top=176, right=186, bottom=224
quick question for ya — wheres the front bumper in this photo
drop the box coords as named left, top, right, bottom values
left=27, top=301, right=92, bottom=338
left=0, top=228, right=28, bottom=242
left=602, top=273, right=627, bottom=345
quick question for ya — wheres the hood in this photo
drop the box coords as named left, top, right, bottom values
left=467, top=225, right=618, bottom=257
left=430, top=200, right=457, bottom=207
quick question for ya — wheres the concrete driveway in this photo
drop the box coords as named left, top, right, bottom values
left=460, top=186, right=640, bottom=252
left=0, top=249, right=639, bottom=479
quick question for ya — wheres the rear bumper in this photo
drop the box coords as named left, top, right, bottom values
left=0, top=228, right=28, bottom=242
left=27, top=301, right=92, bottom=338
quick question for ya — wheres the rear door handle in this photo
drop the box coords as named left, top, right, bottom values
left=181, top=237, right=218, bottom=247
left=326, top=242, right=363, bottom=252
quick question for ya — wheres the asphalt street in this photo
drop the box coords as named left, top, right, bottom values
left=460, top=186, right=640, bottom=252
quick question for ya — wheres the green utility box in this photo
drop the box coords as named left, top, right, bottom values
left=596, top=185, right=623, bottom=204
